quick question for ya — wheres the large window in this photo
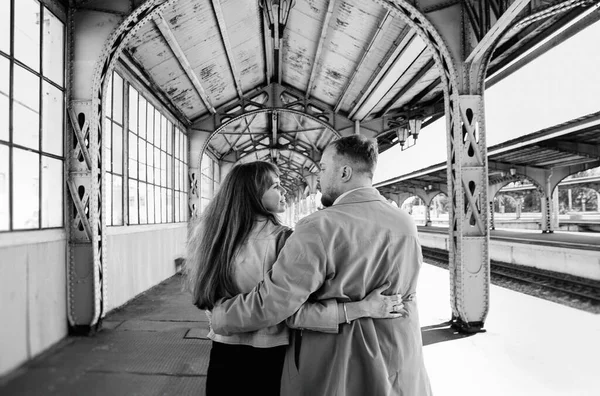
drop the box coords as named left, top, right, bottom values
left=201, top=155, right=220, bottom=212
left=0, top=0, right=65, bottom=231
left=104, top=70, right=188, bottom=226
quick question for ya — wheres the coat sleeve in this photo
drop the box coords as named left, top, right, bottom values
left=211, top=220, right=328, bottom=335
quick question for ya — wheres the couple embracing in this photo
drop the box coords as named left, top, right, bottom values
left=186, top=135, right=432, bottom=396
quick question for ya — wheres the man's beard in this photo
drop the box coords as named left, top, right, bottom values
left=320, top=192, right=335, bottom=208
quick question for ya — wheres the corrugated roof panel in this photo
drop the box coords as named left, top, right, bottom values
left=386, top=65, right=440, bottom=111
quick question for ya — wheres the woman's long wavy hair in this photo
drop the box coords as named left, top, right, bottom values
left=185, top=161, right=282, bottom=310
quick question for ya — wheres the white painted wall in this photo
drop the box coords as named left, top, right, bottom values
left=0, top=230, right=68, bottom=377
left=104, top=223, right=187, bottom=312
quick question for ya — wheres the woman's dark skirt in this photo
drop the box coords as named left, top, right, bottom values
left=206, top=341, right=286, bottom=396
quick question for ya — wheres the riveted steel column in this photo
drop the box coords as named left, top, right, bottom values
left=447, top=95, right=490, bottom=331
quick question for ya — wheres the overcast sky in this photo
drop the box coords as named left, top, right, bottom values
left=373, top=17, right=600, bottom=184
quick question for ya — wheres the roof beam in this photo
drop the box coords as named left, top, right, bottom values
left=236, top=148, right=321, bottom=170
left=376, top=58, right=435, bottom=117
left=537, top=140, right=600, bottom=160
left=306, top=0, right=336, bottom=99
left=334, top=10, right=391, bottom=113
left=153, top=14, right=216, bottom=114
left=403, top=77, right=441, bottom=110
left=211, top=0, right=244, bottom=98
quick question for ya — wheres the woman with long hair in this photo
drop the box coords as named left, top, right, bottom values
left=186, top=161, right=403, bottom=396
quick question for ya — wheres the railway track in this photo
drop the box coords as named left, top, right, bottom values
left=421, top=246, right=600, bottom=308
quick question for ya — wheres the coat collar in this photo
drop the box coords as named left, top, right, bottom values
left=333, top=187, right=386, bottom=206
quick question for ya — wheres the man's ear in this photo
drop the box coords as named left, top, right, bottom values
left=340, top=165, right=353, bottom=182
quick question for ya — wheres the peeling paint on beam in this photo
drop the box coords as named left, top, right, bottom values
left=306, top=0, right=337, bottom=99
left=211, top=0, right=244, bottom=98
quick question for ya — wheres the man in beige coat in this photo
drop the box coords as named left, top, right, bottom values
left=211, top=135, right=432, bottom=395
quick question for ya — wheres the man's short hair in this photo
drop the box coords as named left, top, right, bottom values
left=327, top=134, right=378, bottom=178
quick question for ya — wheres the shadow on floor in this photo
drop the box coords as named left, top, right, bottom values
left=422, top=321, right=475, bottom=346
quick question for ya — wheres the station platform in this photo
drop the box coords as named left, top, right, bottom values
left=0, top=264, right=598, bottom=396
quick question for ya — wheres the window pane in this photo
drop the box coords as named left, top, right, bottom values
left=113, top=73, right=123, bottom=123
left=13, top=148, right=39, bottom=229
left=146, top=104, right=154, bottom=144
left=128, top=85, right=137, bottom=133
left=201, top=155, right=210, bottom=174
left=174, top=130, right=180, bottom=160
left=128, top=132, right=137, bottom=179
left=104, top=118, right=111, bottom=172
left=154, top=185, right=161, bottom=223
left=13, top=65, right=40, bottom=149
left=139, top=181, right=147, bottom=224
left=166, top=188, right=172, bottom=223
left=181, top=192, right=186, bottom=221
left=113, top=123, right=123, bottom=174
left=42, top=81, right=63, bottom=156
left=166, top=154, right=171, bottom=188
left=161, top=151, right=166, bottom=187
left=0, top=56, right=8, bottom=142
left=146, top=143, right=153, bottom=184
left=161, top=116, right=167, bottom=149
left=214, top=162, right=220, bottom=182
left=174, top=191, right=180, bottom=222
left=41, top=155, right=62, bottom=227
left=201, top=174, right=213, bottom=199
left=154, top=147, right=160, bottom=185
left=166, top=122, right=172, bottom=154
left=0, top=144, right=8, bottom=230
left=138, top=96, right=146, bottom=140
left=105, top=173, right=112, bottom=226
left=154, top=110, right=160, bottom=146
left=42, top=8, right=64, bottom=86
left=112, top=174, right=123, bottom=225
left=14, top=0, right=40, bottom=71
left=128, top=179, right=138, bottom=225
left=0, top=0, right=10, bottom=53
left=139, top=141, right=146, bottom=182
left=161, top=187, right=166, bottom=222
left=147, top=183, right=154, bottom=224
left=183, top=135, right=187, bottom=163
left=105, top=74, right=113, bottom=119
left=174, top=161, right=180, bottom=190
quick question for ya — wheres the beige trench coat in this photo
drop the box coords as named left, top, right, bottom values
left=212, top=188, right=432, bottom=396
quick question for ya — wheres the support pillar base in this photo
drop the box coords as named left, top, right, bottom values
left=451, top=316, right=486, bottom=334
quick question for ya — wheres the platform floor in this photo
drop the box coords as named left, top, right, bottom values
left=419, top=225, right=600, bottom=249
left=1, top=265, right=598, bottom=396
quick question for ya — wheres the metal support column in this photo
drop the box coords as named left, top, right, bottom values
left=489, top=201, right=495, bottom=230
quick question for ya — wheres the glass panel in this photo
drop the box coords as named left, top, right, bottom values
left=105, top=74, right=112, bottom=119
left=13, top=65, right=40, bottom=149
left=104, top=118, right=111, bottom=172
left=139, top=141, right=146, bottom=182
left=183, top=135, right=187, bottom=163
left=42, top=81, right=63, bottom=156
left=112, top=174, right=123, bottom=225
left=13, top=148, right=39, bottom=229
left=166, top=188, right=172, bottom=223
left=166, top=154, right=171, bottom=188
left=174, top=191, right=179, bottom=222
left=183, top=162, right=187, bottom=192
left=0, top=144, right=8, bottom=230
left=201, top=155, right=210, bottom=174
left=147, top=183, right=154, bottom=224
left=105, top=173, right=112, bottom=226
left=0, top=0, right=10, bottom=53
left=113, top=123, right=123, bottom=174
left=139, top=181, right=147, bottom=224
left=161, top=187, right=167, bottom=223
left=174, top=130, right=180, bottom=160
left=128, top=132, right=137, bottom=179
left=161, top=116, right=167, bottom=149
left=42, top=8, right=64, bottom=86
left=128, top=179, right=138, bottom=225
left=147, top=104, right=154, bottom=144
left=128, top=85, right=137, bottom=133
left=138, top=96, right=146, bottom=140
left=166, top=122, right=172, bottom=154
left=154, top=185, right=161, bottom=223
left=213, top=162, right=220, bottom=183
left=154, top=110, right=160, bottom=146
left=14, top=0, right=41, bottom=71
left=201, top=198, right=209, bottom=213
left=41, top=155, right=62, bottom=227
left=0, top=56, right=8, bottom=141
left=181, top=192, right=186, bottom=221
left=154, top=147, right=160, bottom=185
left=113, top=73, right=123, bottom=123
left=146, top=142, right=153, bottom=184
left=201, top=174, right=213, bottom=199
left=174, top=161, right=180, bottom=190
left=161, top=151, right=166, bottom=187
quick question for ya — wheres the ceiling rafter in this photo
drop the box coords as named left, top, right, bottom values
left=211, top=0, right=244, bottom=98
left=306, top=0, right=337, bottom=99
left=237, top=148, right=321, bottom=171
left=153, top=14, right=216, bottom=114
left=376, top=58, right=436, bottom=118
left=334, top=10, right=391, bottom=113
left=348, top=28, right=414, bottom=120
